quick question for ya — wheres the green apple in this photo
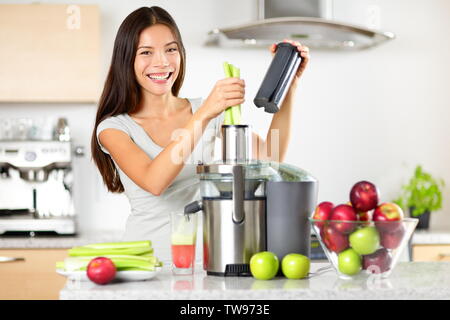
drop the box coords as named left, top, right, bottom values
left=338, top=248, right=362, bottom=275
left=281, top=254, right=310, bottom=279
left=249, top=251, right=279, bottom=280
left=349, top=226, right=380, bottom=255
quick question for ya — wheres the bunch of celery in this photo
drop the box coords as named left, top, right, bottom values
left=223, top=61, right=242, bottom=125
left=56, top=240, right=162, bottom=272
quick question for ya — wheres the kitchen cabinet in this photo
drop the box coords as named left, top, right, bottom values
left=0, top=4, right=100, bottom=102
left=0, top=248, right=67, bottom=300
left=412, top=244, right=450, bottom=262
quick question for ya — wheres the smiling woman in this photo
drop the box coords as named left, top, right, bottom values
left=90, top=6, right=245, bottom=257
left=134, top=28, right=181, bottom=96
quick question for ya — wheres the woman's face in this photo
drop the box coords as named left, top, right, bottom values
left=134, top=24, right=181, bottom=97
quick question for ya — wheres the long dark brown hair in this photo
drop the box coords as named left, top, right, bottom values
left=91, top=6, right=186, bottom=193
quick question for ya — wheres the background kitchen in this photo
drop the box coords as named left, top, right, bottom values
left=0, top=1, right=449, bottom=243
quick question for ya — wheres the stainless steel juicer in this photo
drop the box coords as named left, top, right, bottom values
left=184, top=125, right=318, bottom=276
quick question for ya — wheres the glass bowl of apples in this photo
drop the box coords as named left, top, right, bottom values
left=310, top=202, right=418, bottom=279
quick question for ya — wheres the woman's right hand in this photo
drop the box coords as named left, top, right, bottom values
left=199, top=77, right=245, bottom=120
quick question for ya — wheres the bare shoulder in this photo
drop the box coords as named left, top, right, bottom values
left=98, top=128, right=146, bottom=162
left=98, top=128, right=131, bottom=152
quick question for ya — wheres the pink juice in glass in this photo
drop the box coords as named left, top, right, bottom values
left=171, top=244, right=195, bottom=268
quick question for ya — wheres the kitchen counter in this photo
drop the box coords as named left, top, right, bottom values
left=0, top=231, right=123, bottom=249
left=412, top=230, right=450, bottom=245
left=1, top=229, right=448, bottom=249
left=59, top=262, right=450, bottom=300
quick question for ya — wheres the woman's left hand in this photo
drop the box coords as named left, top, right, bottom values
left=270, top=39, right=310, bottom=86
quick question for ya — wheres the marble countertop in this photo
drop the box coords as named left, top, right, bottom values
left=1, top=229, right=449, bottom=249
left=59, top=262, right=450, bottom=300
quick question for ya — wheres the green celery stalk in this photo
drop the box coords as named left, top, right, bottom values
left=66, top=254, right=159, bottom=262
left=223, top=61, right=232, bottom=77
left=138, top=251, right=155, bottom=257
left=229, top=64, right=242, bottom=124
left=57, top=255, right=160, bottom=272
left=82, top=240, right=152, bottom=250
left=117, top=266, right=157, bottom=271
left=57, top=241, right=163, bottom=272
left=68, top=246, right=153, bottom=257
left=222, top=61, right=233, bottom=125
left=56, top=261, right=65, bottom=270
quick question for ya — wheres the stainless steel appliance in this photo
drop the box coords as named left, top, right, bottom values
left=185, top=125, right=318, bottom=276
left=0, top=140, right=76, bottom=235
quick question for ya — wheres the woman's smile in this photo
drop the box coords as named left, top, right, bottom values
left=147, top=71, right=174, bottom=83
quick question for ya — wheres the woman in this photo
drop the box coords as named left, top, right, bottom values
left=91, top=6, right=309, bottom=260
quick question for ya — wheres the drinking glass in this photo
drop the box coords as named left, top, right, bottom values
left=170, top=211, right=197, bottom=275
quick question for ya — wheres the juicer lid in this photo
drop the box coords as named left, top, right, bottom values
left=272, top=162, right=317, bottom=182
left=197, top=160, right=268, bottom=175
left=197, top=160, right=317, bottom=183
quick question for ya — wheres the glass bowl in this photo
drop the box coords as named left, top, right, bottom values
left=309, top=218, right=418, bottom=279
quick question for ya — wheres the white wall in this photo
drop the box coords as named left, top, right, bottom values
left=1, top=0, right=449, bottom=233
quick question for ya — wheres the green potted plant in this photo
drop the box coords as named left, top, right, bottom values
left=394, top=165, right=445, bottom=230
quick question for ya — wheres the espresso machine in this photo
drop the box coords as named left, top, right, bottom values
left=185, top=125, right=318, bottom=276
left=0, top=128, right=77, bottom=235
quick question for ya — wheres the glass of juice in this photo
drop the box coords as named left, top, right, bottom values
left=170, top=211, right=197, bottom=275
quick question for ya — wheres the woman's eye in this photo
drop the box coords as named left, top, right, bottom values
left=167, top=48, right=178, bottom=53
left=141, top=51, right=152, bottom=55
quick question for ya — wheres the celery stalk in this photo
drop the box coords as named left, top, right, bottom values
left=223, top=62, right=233, bottom=125
left=69, top=240, right=153, bottom=256
left=118, top=267, right=155, bottom=271
left=57, top=255, right=161, bottom=272
left=138, top=252, right=155, bottom=257
left=68, top=246, right=153, bottom=257
left=65, top=254, right=159, bottom=263
left=229, top=65, right=242, bottom=124
left=222, top=61, right=242, bottom=125
left=82, top=240, right=152, bottom=250
left=57, top=241, right=163, bottom=273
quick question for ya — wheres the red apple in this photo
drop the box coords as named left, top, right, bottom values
left=330, top=204, right=357, bottom=234
left=362, top=248, right=392, bottom=273
left=312, top=201, right=334, bottom=230
left=373, top=202, right=404, bottom=233
left=381, top=225, right=405, bottom=250
left=357, top=211, right=372, bottom=226
left=350, top=181, right=379, bottom=212
left=87, top=257, right=116, bottom=285
left=320, top=224, right=349, bottom=253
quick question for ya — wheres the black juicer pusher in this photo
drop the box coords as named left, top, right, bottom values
left=253, top=42, right=302, bottom=114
